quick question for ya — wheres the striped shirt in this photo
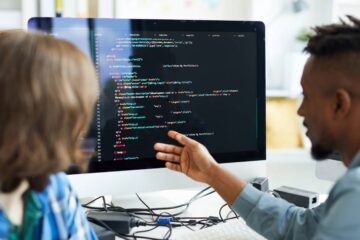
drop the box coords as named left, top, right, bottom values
left=0, top=172, right=97, bottom=240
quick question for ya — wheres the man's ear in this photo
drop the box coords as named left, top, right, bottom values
left=334, top=89, right=351, bottom=118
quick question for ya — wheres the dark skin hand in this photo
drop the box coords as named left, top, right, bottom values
left=154, top=130, right=246, bottom=205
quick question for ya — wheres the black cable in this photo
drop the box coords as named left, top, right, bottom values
left=218, top=203, right=240, bottom=222
left=132, top=225, right=159, bottom=239
left=162, top=224, right=172, bottom=240
left=171, top=216, right=221, bottom=229
left=82, top=186, right=215, bottom=218
left=121, top=234, right=165, bottom=240
left=84, top=186, right=219, bottom=238
left=88, top=216, right=167, bottom=240
left=171, top=220, right=196, bottom=231
left=140, top=187, right=211, bottom=213
left=87, top=216, right=131, bottom=240
left=135, top=192, right=158, bottom=221
left=133, top=188, right=219, bottom=237
left=132, top=186, right=215, bottom=217
left=218, top=203, right=228, bottom=222
left=82, top=196, right=109, bottom=211
left=225, top=206, right=239, bottom=220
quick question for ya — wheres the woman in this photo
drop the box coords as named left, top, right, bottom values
left=0, top=30, right=98, bottom=239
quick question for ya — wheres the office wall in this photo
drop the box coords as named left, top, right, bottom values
left=112, top=0, right=334, bottom=96
left=114, top=0, right=252, bottom=20
left=0, top=0, right=351, bottom=96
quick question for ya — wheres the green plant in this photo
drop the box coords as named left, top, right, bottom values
left=296, top=28, right=315, bottom=42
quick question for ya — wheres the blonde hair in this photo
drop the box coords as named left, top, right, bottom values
left=0, top=30, right=98, bottom=192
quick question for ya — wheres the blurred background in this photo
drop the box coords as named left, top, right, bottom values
left=1, top=0, right=359, bottom=149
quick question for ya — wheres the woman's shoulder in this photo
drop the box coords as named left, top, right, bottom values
left=35, top=172, right=76, bottom=209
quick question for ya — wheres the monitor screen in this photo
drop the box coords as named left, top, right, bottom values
left=28, top=18, right=265, bottom=173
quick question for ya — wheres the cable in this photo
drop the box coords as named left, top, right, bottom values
left=135, top=192, right=157, bottom=221
left=88, top=216, right=170, bottom=240
left=226, top=207, right=239, bottom=220
left=130, top=186, right=215, bottom=217
left=83, top=186, right=219, bottom=238
left=83, top=186, right=215, bottom=217
left=87, top=216, right=131, bottom=240
left=82, top=196, right=110, bottom=211
left=218, top=203, right=227, bottom=222
left=132, top=225, right=159, bottom=238
left=163, top=224, right=172, bottom=240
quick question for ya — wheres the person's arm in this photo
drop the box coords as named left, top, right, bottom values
left=233, top=183, right=325, bottom=239
left=154, top=130, right=245, bottom=205
left=154, top=130, right=323, bottom=239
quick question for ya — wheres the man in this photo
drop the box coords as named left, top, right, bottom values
left=154, top=16, right=360, bottom=239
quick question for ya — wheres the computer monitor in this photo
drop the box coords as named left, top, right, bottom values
left=28, top=18, right=266, bottom=198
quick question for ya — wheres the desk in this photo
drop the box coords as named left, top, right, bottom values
left=85, top=149, right=335, bottom=239
left=267, top=149, right=335, bottom=194
left=109, top=187, right=261, bottom=239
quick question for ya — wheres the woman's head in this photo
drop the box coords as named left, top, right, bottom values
left=0, top=30, right=98, bottom=192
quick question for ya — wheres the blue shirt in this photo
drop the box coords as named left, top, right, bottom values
left=232, top=151, right=360, bottom=240
left=0, top=172, right=97, bottom=240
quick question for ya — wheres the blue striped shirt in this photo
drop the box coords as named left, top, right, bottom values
left=0, top=172, right=96, bottom=240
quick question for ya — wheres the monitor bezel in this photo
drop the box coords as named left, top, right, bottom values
left=28, top=17, right=266, bottom=173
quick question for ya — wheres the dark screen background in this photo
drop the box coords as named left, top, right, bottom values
left=28, top=18, right=265, bottom=172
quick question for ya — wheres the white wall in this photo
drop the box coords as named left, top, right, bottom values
left=114, top=0, right=252, bottom=20
left=113, top=0, right=335, bottom=96
left=1, top=0, right=357, bottom=95
left=258, top=0, right=334, bottom=96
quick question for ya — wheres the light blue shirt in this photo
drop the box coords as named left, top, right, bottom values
left=232, top=151, right=360, bottom=240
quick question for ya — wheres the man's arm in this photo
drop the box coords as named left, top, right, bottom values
left=154, top=130, right=323, bottom=239
left=154, top=130, right=246, bottom=205
left=233, top=184, right=324, bottom=239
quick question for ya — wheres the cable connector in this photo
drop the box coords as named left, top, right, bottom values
left=156, top=217, right=173, bottom=225
left=188, top=220, right=197, bottom=225
left=208, top=216, right=221, bottom=222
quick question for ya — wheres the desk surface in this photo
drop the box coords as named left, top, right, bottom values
left=85, top=149, right=336, bottom=239
left=111, top=188, right=260, bottom=239
left=267, top=149, right=335, bottom=194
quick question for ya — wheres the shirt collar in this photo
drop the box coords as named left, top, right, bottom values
left=348, top=150, right=360, bottom=169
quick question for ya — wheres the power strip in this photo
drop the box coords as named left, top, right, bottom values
left=273, top=186, right=319, bottom=208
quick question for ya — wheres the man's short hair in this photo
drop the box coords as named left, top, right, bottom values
left=304, top=15, right=360, bottom=56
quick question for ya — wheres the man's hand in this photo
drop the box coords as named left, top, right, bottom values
left=154, top=130, right=246, bottom=205
left=154, top=130, right=219, bottom=184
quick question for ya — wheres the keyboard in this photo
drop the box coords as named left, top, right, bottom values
left=173, top=219, right=267, bottom=240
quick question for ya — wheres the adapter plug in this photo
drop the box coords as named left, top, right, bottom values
left=89, top=222, right=115, bottom=240
left=87, top=211, right=139, bottom=234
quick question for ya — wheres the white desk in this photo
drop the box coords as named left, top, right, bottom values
left=267, top=149, right=335, bottom=194
left=110, top=187, right=260, bottom=239
left=85, top=149, right=335, bottom=239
